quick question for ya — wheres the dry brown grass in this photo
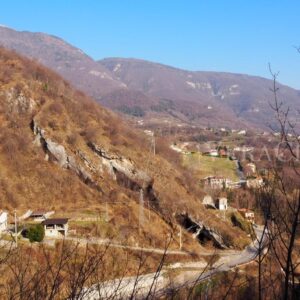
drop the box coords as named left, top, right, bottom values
left=0, top=47, right=249, bottom=252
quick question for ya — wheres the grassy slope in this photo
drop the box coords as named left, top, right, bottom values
left=183, top=153, right=239, bottom=181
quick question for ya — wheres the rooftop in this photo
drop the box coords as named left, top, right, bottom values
left=42, top=218, right=68, bottom=225
left=31, top=210, right=48, bottom=216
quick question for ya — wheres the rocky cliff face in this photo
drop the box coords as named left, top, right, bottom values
left=178, top=213, right=229, bottom=249
left=32, top=120, right=94, bottom=185
left=88, top=142, right=152, bottom=188
left=1, top=87, right=36, bottom=114
left=32, top=120, right=156, bottom=200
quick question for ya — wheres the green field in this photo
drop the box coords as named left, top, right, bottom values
left=183, top=153, right=239, bottom=181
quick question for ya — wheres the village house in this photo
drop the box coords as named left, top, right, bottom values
left=143, top=130, right=154, bottom=136
left=203, top=149, right=218, bottom=157
left=233, top=146, right=254, bottom=153
left=237, top=130, right=247, bottom=135
left=218, top=148, right=228, bottom=157
left=203, top=195, right=230, bottom=210
left=0, top=211, right=8, bottom=232
left=202, top=176, right=233, bottom=189
left=42, top=218, right=69, bottom=238
left=216, top=198, right=228, bottom=210
left=30, top=210, right=55, bottom=222
left=227, top=181, right=243, bottom=189
left=244, top=162, right=257, bottom=177
left=238, top=209, right=255, bottom=223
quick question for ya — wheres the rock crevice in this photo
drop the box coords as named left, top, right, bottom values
left=88, top=142, right=159, bottom=206
left=178, top=213, right=228, bottom=249
left=88, top=142, right=152, bottom=189
left=31, top=121, right=158, bottom=203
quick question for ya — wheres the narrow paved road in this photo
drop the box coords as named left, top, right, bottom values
left=83, top=225, right=268, bottom=299
left=62, top=236, right=189, bottom=256
left=235, top=160, right=245, bottom=181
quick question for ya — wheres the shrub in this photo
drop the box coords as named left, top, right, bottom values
left=26, top=224, right=45, bottom=242
left=230, top=212, right=251, bottom=234
left=2, top=138, right=18, bottom=162
left=81, top=126, right=98, bottom=142
left=118, top=105, right=145, bottom=117
left=48, top=120, right=58, bottom=130
left=66, top=134, right=78, bottom=146
left=48, top=102, right=63, bottom=115
left=150, top=99, right=174, bottom=112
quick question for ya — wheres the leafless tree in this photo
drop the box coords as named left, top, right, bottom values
left=257, top=61, right=300, bottom=300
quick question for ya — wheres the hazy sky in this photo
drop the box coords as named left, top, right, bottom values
left=1, top=0, right=300, bottom=88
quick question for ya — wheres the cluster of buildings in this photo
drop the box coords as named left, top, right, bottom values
left=201, top=175, right=264, bottom=190
left=0, top=210, right=69, bottom=239
left=202, top=196, right=255, bottom=223
left=169, top=141, right=265, bottom=226
left=205, top=127, right=247, bottom=136
left=202, top=147, right=229, bottom=158
left=233, top=146, right=254, bottom=153
left=28, top=210, right=69, bottom=238
left=201, top=176, right=241, bottom=190
left=200, top=156, right=264, bottom=191
left=202, top=145, right=254, bottom=160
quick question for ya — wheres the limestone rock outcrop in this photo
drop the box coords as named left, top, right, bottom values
left=178, top=213, right=228, bottom=249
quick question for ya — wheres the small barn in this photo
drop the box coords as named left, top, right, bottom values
left=0, top=211, right=8, bottom=232
left=42, top=218, right=69, bottom=238
left=30, top=210, right=55, bottom=222
left=216, top=198, right=228, bottom=210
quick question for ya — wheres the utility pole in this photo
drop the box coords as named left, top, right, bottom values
left=14, top=210, right=18, bottom=248
left=105, top=200, right=109, bottom=223
left=148, top=200, right=151, bottom=221
left=179, top=226, right=182, bottom=250
left=139, top=188, right=144, bottom=235
left=152, top=135, right=156, bottom=156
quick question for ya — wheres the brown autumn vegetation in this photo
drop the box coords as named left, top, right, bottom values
left=0, top=47, right=250, bottom=253
left=0, top=240, right=192, bottom=299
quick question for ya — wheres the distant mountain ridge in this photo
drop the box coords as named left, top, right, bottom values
left=99, top=57, right=300, bottom=130
left=1, top=26, right=299, bottom=130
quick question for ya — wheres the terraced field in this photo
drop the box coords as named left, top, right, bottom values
left=183, top=153, right=239, bottom=181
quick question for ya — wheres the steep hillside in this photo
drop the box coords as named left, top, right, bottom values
left=100, top=58, right=300, bottom=130
left=0, top=48, right=249, bottom=251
